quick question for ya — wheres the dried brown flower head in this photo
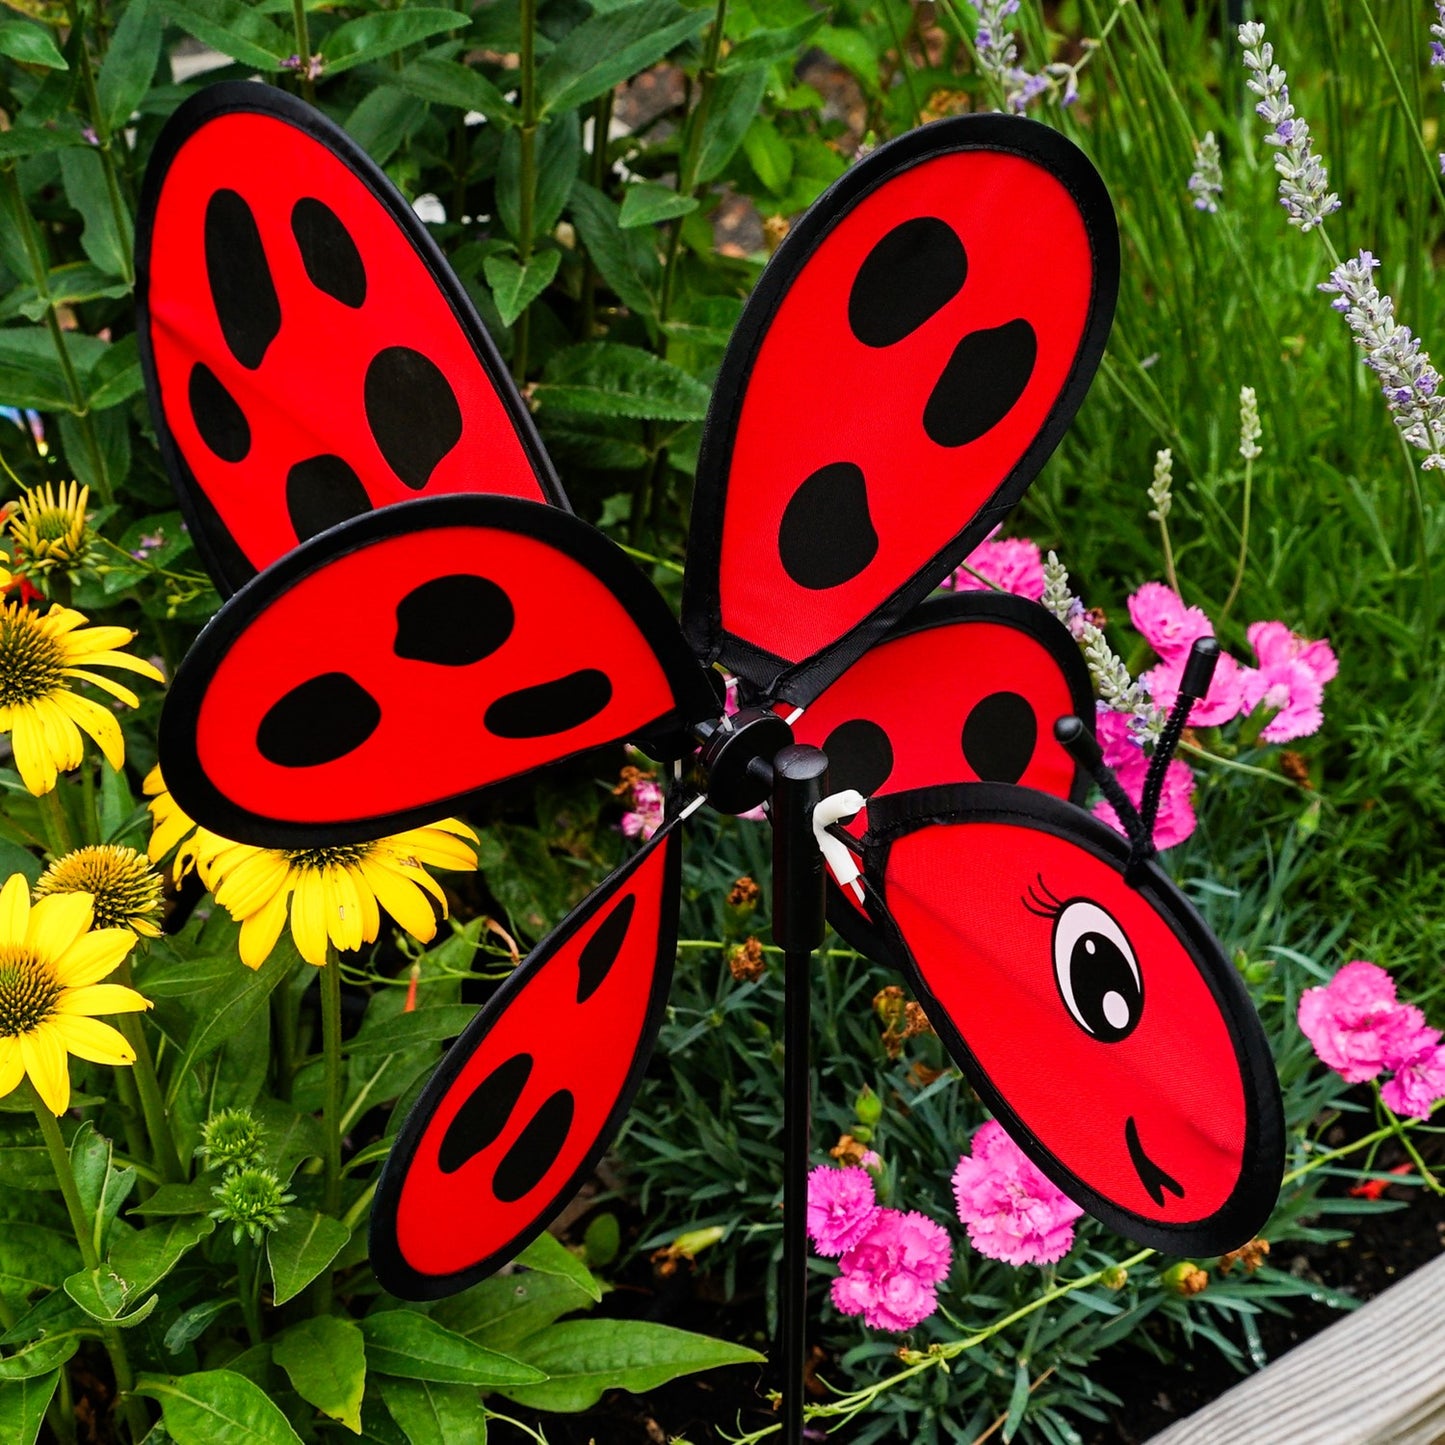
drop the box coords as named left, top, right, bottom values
left=727, top=875, right=760, bottom=910
left=728, top=936, right=766, bottom=983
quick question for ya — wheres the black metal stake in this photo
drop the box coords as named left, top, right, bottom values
left=770, top=744, right=828, bottom=1445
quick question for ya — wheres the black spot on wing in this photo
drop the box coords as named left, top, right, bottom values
left=484, top=670, right=612, bottom=739
left=822, top=718, right=893, bottom=798
left=291, top=197, right=367, bottom=308
left=848, top=217, right=967, bottom=348
left=189, top=363, right=251, bottom=463
left=286, top=455, right=372, bottom=543
left=778, top=462, right=878, bottom=590
left=256, top=672, right=381, bottom=768
left=923, top=318, right=1037, bottom=448
left=962, top=691, right=1036, bottom=783
left=437, top=1052, right=532, bottom=1174
left=493, top=1089, right=574, bottom=1203
left=204, top=189, right=281, bottom=370
left=394, top=574, right=514, bottom=667
left=576, top=894, right=635, bottom=1005
left=365, top=347, right=463, bottom=490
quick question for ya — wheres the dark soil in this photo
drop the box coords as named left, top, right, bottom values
left=493, top=1129, right=1445, bottom=1445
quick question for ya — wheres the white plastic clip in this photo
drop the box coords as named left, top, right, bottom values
left=813, top=790, right=867, bottom=902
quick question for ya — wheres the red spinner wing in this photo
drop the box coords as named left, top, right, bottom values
left=863, top=785, right=1284, bottom=1254
left=682, top=114, right=1118, bottom=706
left=372, top=813, right=684, bottom=1298
left=137, top=83, right=565, bottom=596
left=788, top=592, right=1092, bottom=962
left=158, top=496, right=716, bottom=848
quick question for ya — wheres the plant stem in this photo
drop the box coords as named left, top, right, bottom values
left=115, top=957, right=184, bottom=1184
left=1219, top=451, right=1252, bottom=622
left=32, top=1090, right=149, bottom=1442
left=238, top=1240, right=264, bottom=1345
left=291, top=0, right=316, bottom=103
left=321, top=952, right=344, bottom=1219
left=39, top=788, right=75, bottom=857
left=511, top=0, right=539, bottom=382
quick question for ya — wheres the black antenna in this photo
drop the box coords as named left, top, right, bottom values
left=1054, top=715, right=1148, bottom=854
left=1138, top=636, right=1219, bottom=844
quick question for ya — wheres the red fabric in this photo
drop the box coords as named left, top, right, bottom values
left=716, top=149, right=1093, bottom=667
left=395, top=829, right=675, bottom=1278
left=193, top=522, right=680, bottom=827
left=146, top=109, right=548, bottom=572
left=884, top=820, right=1247, bottom=1225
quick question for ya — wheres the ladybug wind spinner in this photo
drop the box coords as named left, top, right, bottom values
left=139, top=84, right=1284, bottom=1307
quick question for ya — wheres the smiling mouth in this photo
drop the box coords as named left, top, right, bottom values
left=1126, top=1117, right=1185, bottom=1207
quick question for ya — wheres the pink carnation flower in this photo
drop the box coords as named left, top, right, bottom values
left=1093, top=707, right=1142, bottom=772
left=952, top=1120, right=1083, bottom=1266
left=1144, top=649, right=1247, bottom=728
left=620, top=778, right=664, bottom=840
left=806, top=1165, right=878, bottom=1258
left=949, top=536, right=1045, bottom=601
left=1297, top=961, right=1427, bottom=1083
left=1091, top=740, right=1197, bottom=851
left=1238, top=622, right=1337, bottom=743
left=1381, top=1038, right=1445, bottom=1119
left=1128, top=582, right=1213, bottom=659
left=831, top=1208, right=952, bottom=1331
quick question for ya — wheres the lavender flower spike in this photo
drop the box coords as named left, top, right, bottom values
left=1320, top=251, right=1445, bottom=470
left=1238, top=21, right=1339, bottom=232
left=1431, top=3, right=1445, bottom=173
left=1187, top=132, right=1223, bottom=214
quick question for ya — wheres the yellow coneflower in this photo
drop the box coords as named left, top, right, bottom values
left=0, top=871, right=151, bottom=1115
left=5, top=481, right=95, bottom=578
left=144, top=768, right=479, bottom=968
left=35, top=845, right=165, bottom=937
left=0, top=603, right=164, bottom=795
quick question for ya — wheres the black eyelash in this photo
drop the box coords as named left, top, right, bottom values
left=1021, top=874, right=1063, bottom=920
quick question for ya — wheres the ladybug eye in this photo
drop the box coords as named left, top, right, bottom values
left=1051, top=900, right=1142, bottom=1042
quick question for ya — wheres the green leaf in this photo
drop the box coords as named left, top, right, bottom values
left=60, top=148, right=133, bottom=279
left=1003, top=1359, right=1030, bottom=1441
left=85, top=333, right=144, bottom=411
left=534, top=342, right=709, bottom=422
left=378, top=1378, right=483, bottom=1445
left=500, top=1320, right=764, bottom=1412
left=0, top=1224, right=74, bottom=1300
left=433, top=1271, right=596, bottom=1354
left=394, top=53, right=517, bottom=125
left=167, top=941, right=296, bottom=1104
left=741, top=116, right=792, bottom=194
left=273, top=1316, right=366, bottom=1434
left=512, top=1231, right=602, bottom=1302
left=3, top=261, right=133, bottom=320
left=695, top=67, right=768, bottom=182
left=319, top=9, right=467, bottom=76
left=482, top=250, right=561, bottom=328
left=107, top=1216, right=215, bottom=1299
left=816, top=24, right=880, bottom=94
left=496, top=111, right=581, bottom=243
left=618, top=182, right=698, bottom=229
left=348, top=1004, right=476, bottom=1059
left=358, top=1312, right=546, bottom=1387
left=97, top=0, right=161, bottom=131
left=0, top=326, right=82, bottom=411
left=0, top=842, right=40, bottom=887
left=62, top=1267, right=157, bottom=1328
left=155, top=0, right=290, bottom=67
left=69, top=1122, right=134, bottom=1256
left=0, top=20, right=67, bottom=69
left=127, top=1180, right=215, bottom=1217
left=164, top=1298, right=237, bottom=1355
left=0, top=127, right=85, bottom=163
left=718, top=14, right=824, bottom=72
left=0, top=1371, right=58, bottom=1445
left=538, top=0, right=710, bottom=115
left=266, top=1211, right=350, bottom=1308
left=344, top=86, right=426, bottom=167
left=568, top=181, right=658, bottom=322
left=136, top=1370, right=305, bottom=1444
left=253, top=1098, right=326, bottom=1181
left=0, top=1331, right=79, bottom=1381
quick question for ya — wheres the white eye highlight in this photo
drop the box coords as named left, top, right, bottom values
left=1051, top=899, right=1142, bottom=1042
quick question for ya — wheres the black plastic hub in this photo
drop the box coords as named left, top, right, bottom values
left=693, top=706, right=795, bottom=815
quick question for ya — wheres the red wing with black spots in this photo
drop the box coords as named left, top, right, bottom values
left=787, top=593, right=1092, bottom=961
left=371, top=815, right=683, bottom=1298
left=137, top=83, right=565, bottom=596
left=158, top=496, right=716, bottom=848
left=863, top=785, right=1284, bottom=1254
left=683, top=114, right=1119, bottom=704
